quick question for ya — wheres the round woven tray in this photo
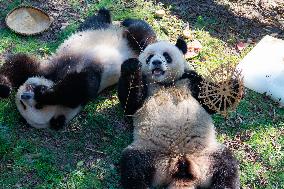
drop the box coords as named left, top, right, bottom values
left=5, top=6, right=52, bottom=36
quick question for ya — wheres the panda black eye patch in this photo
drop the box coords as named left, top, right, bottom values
left=146, top=54, right=154, bottom=64
left=163, top=52, right=172, bottom=63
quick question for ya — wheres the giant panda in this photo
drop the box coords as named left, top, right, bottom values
left=118, top=38, right=241, bottom=188
left=0, top=8, right=157, bottom=129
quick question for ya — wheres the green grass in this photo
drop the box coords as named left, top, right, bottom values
left=0, top=0, right=283, bottom=188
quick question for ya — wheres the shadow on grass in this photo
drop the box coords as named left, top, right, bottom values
left=157, top=0, right=284, bottom=42
left=213, top=90, right=284, bottom=138
left=0, top=96, right=132, bottom=188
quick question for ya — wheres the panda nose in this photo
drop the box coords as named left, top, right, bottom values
left=21, top=92, right=33, bottom=100
left=152, top=60, right=162, bottom=66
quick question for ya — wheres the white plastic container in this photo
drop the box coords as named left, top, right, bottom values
left=237, top=35, right=284, bottom=106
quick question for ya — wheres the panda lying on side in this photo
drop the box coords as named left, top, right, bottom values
left=118, top=39, right=241, bottom=188
left=0, top=8, right=156, bottom=129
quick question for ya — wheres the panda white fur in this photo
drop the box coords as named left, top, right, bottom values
left=118, top=38, right=241, bottom=188
left=0, top=8, right=156, bottom=129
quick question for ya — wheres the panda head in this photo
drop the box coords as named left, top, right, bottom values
left=15, top=77, right=56, bottom=129
left=139, top=38, right=188, bottom=83
left=16, top=77, right=53, bottom=108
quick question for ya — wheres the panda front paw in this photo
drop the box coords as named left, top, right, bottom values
left=0, top=84, right=11, bottom=98
left=34, top=85, right=49, bottom=108
left=121, top=58, right=141, bottom=76
left=0, top=75, right=12, bottom=98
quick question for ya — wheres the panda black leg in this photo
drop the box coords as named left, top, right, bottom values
left=34, top=69, right=100, bottom=108
left=181, top=70, right=215, bottom=114
left=118, top=58, right=147, bottom=115
left=120, top=148, right=156, bottom=189
left=49, top=115, right=66, bottom=130
left=0, top=54, right=41, bottom=98
left=209, top=148, right=240, bottom=189
left=122, top=19, right=157, bottom=54
left=78, top=8, right=112, bottom=31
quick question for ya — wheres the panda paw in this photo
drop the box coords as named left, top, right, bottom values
left=0, top=84, right=11, bottom=98
left=121, top=58, right=141, bottom=75
left=49, top=115, right=66, bottom=130
left=34, top=85, right=49, bottom=108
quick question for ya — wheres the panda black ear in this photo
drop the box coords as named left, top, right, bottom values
left=175, top=37, right=187, bottom=54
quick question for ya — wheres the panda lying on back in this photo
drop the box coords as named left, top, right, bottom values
left=118, top=38, right=240, bottom=116
left=118, top=39, right=241, bottom=188
left=0, top=8, right=157, bottom=129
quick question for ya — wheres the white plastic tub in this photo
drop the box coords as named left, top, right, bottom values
left=237, top=35, right=284, bottom=106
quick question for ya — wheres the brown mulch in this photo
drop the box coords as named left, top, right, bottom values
left=158, top=0, right=284, bottom=41
left=2, top=0, right=283, bottom=42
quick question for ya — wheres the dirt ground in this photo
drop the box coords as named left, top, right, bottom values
left=2, top=0, right=283, bottom=42
left=158, top=0, right=284, bottom=41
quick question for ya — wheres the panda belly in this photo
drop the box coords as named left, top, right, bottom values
left=133, top=80, right=218, bottom=153
left=94, top=45, right=135, bottom=92
left=55, top=26, right=136, bottom=93
left=132, top=85, right=220, bottom=188
left=134, top=98, right=215, bottom=153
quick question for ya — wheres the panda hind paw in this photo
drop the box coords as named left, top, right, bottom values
left=49, top=115, right=66, bottom=130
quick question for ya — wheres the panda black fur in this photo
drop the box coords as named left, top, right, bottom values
left=118, top=39, right=241, bottom=188
left=0, top=8, right=157, bottom=129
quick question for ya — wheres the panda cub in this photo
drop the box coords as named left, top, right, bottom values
left=0, top=8, right=156, bottom=129
left=118, top=39, right=240, bottom=188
